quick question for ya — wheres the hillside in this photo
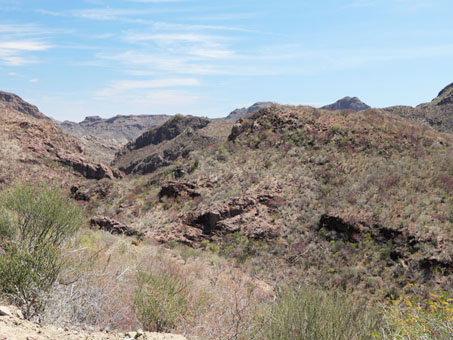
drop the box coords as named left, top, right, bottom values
left=0, top=91, right=120, bottom=188
left=384, top=82, right=453, bottom=133
left=113, top=115, right=233, bottom=175
left=321, top=96, right=370, bottom=111
left=93, top=103, right=453, bottom=301
left=59, top=115, right=171, bottom=163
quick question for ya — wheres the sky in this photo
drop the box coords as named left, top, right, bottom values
left=0, top=0, right=452, bottom=122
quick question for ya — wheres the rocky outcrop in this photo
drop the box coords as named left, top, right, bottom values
left=225, top=102, right=275, bottom=122
left=318, top=213, right=453, bottom=276
left=56, top=152, right=121, bottom=180
left=159, top=180, right=201, bottom=199
left=168, top=194, right=285, bottom=245
left=321, top=96, right=370, bottom=111
left=0, top=304, right=187, bottom=340
left=90, top=216, right=144, bottom=239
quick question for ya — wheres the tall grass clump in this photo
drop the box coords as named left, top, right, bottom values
left=0, top=183, right=84, bottom=319
left=133, top=270, right=190, bottom=332
left=253, top=284, right=381, bottom=340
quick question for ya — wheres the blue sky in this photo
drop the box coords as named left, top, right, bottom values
left=0, top=0, right=452, bottom=121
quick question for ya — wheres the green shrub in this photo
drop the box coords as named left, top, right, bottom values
left=0, top=183, right=84, bottom=319
left=252, top=285, right=381, bottom=340
left=134, top=270, right=189, bottom=332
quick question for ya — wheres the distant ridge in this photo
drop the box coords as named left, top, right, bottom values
left=321, top=96, right=370, bottom=111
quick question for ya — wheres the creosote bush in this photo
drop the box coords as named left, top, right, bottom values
left=134, top=270, right=190, bottom=332
left=252, top=284, right=381, bottom=340
left=0, top=183, right=84, bottom=319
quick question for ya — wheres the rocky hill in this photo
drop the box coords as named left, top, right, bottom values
left=113, top=115, right=233, bottom=175
left=321, top=96, right=371, bottom=111
left=0, top=91, right=120, bottom=188
left=384, top=82, right=453, bottom=133
left=59, top=115, right=171, bottom=163
left=225, top=102, right=275, bottom=121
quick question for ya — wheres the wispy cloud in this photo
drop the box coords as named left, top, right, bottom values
left=348, top=0, right=435, bottom=11
left=95, top=77, right=201, bottom=97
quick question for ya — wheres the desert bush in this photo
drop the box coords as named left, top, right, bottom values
left=377, top=293, right=453, bottom=340
left=134, top=270, right=189, bottom=332
left=252, top=285, right=381, bottom=340
left=0, top=183, right=84, bottom=319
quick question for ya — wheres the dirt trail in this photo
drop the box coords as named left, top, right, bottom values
left=0, top=306, right=186, bottom=340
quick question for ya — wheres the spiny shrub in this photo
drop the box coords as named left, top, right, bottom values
left=252, top=285, right=381, bottom=340
left=133, top=270, right=189, bottom=332
left=0, top=183, right=84, bottom=319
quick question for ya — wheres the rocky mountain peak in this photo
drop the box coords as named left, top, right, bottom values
left=0, top=91, right=47, bottom=119
left=225, top=102, right=275, bottom=122
left=321, top=96, right=370, bottom=112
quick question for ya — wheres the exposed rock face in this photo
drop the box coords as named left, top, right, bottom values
left=113, top=116, right=233, bottom=175
left=321, top=96, right=370, bottom=111
left=384, top=82, right=453, bottom=133
left=90, top=216, right=144, bottom=239
left=0, top=91, right=47, bottom=120
left=165, top=193, right=285, bottom=245
left=59, top=114, right=171, bottom=163
left=225, top=102, right=275, bottom=122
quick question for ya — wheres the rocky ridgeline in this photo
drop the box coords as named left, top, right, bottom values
left=384, top=82, right=453, bottom=133
left=0, top=306, right=186, bottom=340
left=0, top=91, right=120, bottom=182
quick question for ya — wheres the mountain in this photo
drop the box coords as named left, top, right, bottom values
left=59, top=114, right=171, bottom=163
left=321, top=96, right=371, bottom=111
left=384, top=82, right=453, bottom=133
left=113, top=115, right=233, bottom=175
left=0, top=91, right=120, bottom=187
left=225, top=102, right=275, bottom=121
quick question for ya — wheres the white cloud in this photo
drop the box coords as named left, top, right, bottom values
left=0, top=40, right=51, bottom=66
left=29, top=78, right=39, bottom=83
left=95, top=78, right=201, bottom=97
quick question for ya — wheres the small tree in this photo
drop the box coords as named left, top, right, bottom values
left=0, top=183, right=84, bottom=319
